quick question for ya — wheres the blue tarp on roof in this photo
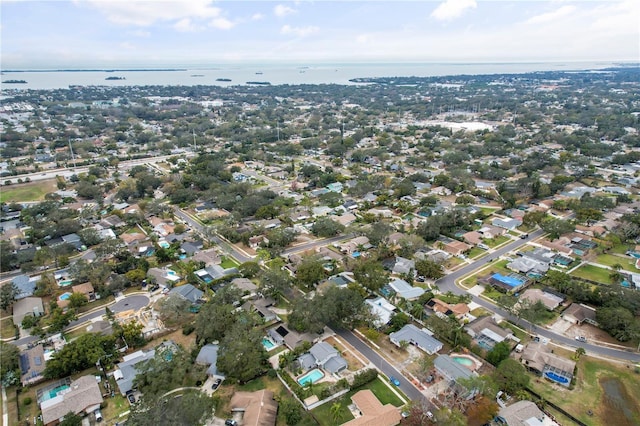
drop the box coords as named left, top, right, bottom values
left=491, top=273, right=525, bottom=288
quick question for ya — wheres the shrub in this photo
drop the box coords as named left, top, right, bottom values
left=267, top=368, right=278, bottom=378
left=23, top=397, right=32, bottom=406
left=351, top=368, right=378, bottom=389
left=182, top=323, right=195, bottom=335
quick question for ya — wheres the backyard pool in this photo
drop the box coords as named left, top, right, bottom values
left=627, top=251, right=640, bottom=259
left=297, top=369, right=324, bottom=386
left=451, top=354, right=480, bottom=371
left=58, top=280, right=73, bottom=287
left=545, top=371, right=569, bottom=385
left=159, top=241, right=170, bottom=249
left=58, top=292, right=72, bottom=301
left=262, top=337, right=275, bottom=350
left=39, top=384, right=70, bottom=402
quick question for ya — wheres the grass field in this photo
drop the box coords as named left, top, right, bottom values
left=220, top=256, right=240, bottom=269
left=570, top=264, right=613, bottom=284
left=1, top=317, right=17, bottom=340
left=467, top=247, right=487, bottom=259
left=0, top=180, right=57, bottom=203
left=594, top=254, right=639, bottom=273
left=311, top=377, right=406, bottom=425
left=529, top=350, right=640, bottom=426
left=486, top=235, right=511, bottom=248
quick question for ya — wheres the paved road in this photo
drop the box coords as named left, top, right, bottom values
left=11, top=295, right=150, bottom=347
left=337, top=329, right=433, bottom=407
left=172, top=207, right=253, bottom=263
left=282, top=234, right=355, bottom=256
left=0, top=154, right=193, bottom=186
left=436, top=229, right=640, bottom=363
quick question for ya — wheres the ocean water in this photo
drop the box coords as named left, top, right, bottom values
left=1, top=61, right=618, bottom=90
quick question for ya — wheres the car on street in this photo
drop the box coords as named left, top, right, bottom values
left=389, top=376, right=400, bottom=386
left=520, top=234, right=529, bottom=239
left=575, top=336, right=587, bottom=342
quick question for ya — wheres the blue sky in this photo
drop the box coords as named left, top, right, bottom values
left=1, top=1, right=638, bottom=68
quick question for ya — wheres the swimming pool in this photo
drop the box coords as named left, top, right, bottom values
left=628, top=251, right=640, bottom=259
left=545, top=371, right=569, bottom=385
left=297, top=369, right=324, bottom=386
left=167, top=270, right=178, bottom=276
left=58, top=292, right=72, bottom=301
left=58, top=280, right=73, bottom=287
left=262, top=338, right=275, bottom=350
left=159, top=241, right=170, bottom=249
left=40, top=384, right=70, bottom=402
left=452, top=356, right=474, bottom=367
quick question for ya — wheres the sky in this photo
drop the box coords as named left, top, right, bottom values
left=1, top=0, right=639, bottom=69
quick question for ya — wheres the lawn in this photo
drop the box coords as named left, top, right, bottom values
left=1, top=317, right=17, bottom=340
left=311, top=377, right=406, bottom=426
left=220, top=256, right=240, bottom=269
left=499, top=321, right=530, bottom=342
left=485, top=235, right=511, bottom=248
left=529, top=352, right=640, bottom=426
left=570, top=264, right=614, bottom=285
left=467, top=247, right=487, bottom=259
left=482, top=287, right=505, bottom=303
left=0, top=180, right=57, bottom=203
left=594, top=254, right=639, bottom=273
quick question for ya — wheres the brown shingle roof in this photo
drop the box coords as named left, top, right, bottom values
left=342, top=390, right=401, bottom=426
left=230, top=390, right=278, bottom=426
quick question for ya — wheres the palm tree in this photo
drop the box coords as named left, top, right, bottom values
left=330, top=402, right=343, bottom=423
left=573, top=347, right=586, bottom=361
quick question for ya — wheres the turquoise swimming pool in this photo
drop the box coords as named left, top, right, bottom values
left=297, top=369, right=324, bottom=386
left=262, top=338, right=275, bottom=350
left=58, top=292, right=72, bottom=301
left=452, top=356, right=474, bottom=367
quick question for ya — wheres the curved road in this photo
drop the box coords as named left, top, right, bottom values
left=435, top=229, right=640, bottom=363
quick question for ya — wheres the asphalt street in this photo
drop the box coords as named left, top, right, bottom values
left=436, top=229, right=640, bottom=363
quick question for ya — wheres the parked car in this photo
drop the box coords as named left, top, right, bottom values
left=389, top=376, right=400, bottom=386
left=127, top=394, right=136, bottom=404
left=225, top=420, right=238, bottom=426
left=212, top=378, right=222, bottom=390
left=520, top=234, right=529, bottom=239
left=575, top=336, right=587, bottom=342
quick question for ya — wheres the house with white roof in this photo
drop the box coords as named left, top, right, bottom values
left=389, top=324, right=443, bottom=354
left=387, top=278, right=425, bottom=300
left=365, top=297, right=396, bottom=328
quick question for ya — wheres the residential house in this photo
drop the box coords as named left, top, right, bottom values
left=269, top=324, right=317, bottom=350
left=331, top=213, right=357, bottom=227
left=40, top=376, right=103, bottom=426
left=312, top=205, right=333, bottom=217
left=195, top=344, right=224, bottom=378
left=72, top=283, right=95, bottom=301
left=477, top=225, right=506, bottom=239
left=13, top=297, right=44, bottom=327
left=192, top=247, right=221, bottom=266
left=498, top=400, right=560, bottom=426
left=485, top=272, right=529, bottom=292
left=231, top=277, right=258, bottom=295
left=147, top=267, right=181, bottom=287
left=461, top=231, right=483, bottom=246
left=301, top=341, right=348, bottom=374
left=342, top=389, right=402, bottom=426
left=434, top=354, right=475, bottom=386
left=519, top=342, right=575, bottom=387
left=424, top=298, right=470, bottom=320
left=230, top=390, right=278, bottom=426
left=326, top=182, right=343, bottom=193
left=386, top=278, right=425, bottom=300
left=518, top=289, right=564, bottom=311
left=465, top=316, right=515, bottom=350
left=11, top=275, right=37, bottom=300
left=391, top=256, right=415, bottom=275
left=339, top=236, right=371, bottom=254
left=180, top=240, right=203, bottom=256
left=99, top=215, right=125, bottom=229
left=492, top=217, right=522, bottom=230
left=365, top=297, right=396, bottom=328
left=114, top=349, right=156, bottom=395
left=194, top=264, right=238, bottom=284
left=389, top=324, right=443, bottom=355
left=61, top=233, right=83, bottom=250
left=243, top=297, right=278, bottom=323
left=19, top=344, right=46, bottom=385
left=415, top=249, right=450, bottom=264
left=441, top=239, right=471, bottom=257
left=561, top=303, right=597, bottom=325
left=168, top=284, right=204, bottom=304
left=507, top=257, right=549, bottom=275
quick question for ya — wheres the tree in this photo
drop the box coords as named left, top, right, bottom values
left=295, top=256, right=326, bottom=289
left=540, top=217, right=574, bottom=240
left=44, top=334, right=117, bottom=379
left=415, top=258, right=444, bottom=280
left=311, top=216, right=345, bottom=238
left=434, top=407, right=466, bottom=426
left=259, top=268, right=292, bottom=300
left=281, top=397, right=303, bottom=425
left=217, top=316, right=268, bottom=383
left=67, top=292, right=88, bottom=309
left=0, top=342, right=20, bottom=386
left=239, top=261, right=261, bottom=278
left=465, top=396, right=499, bottom=426
left=78, top=227, right=102, bottom=246
left=486, top=341, right=512, bottom=366
left=120, top=321, right=146, bottom=348
left=157, top=295, right=191, bottom=327
left=47, top=306, right=77, bottom=333
left=353, top=258, right=388, bottom=292
left=364, top=222, right=392, bottom=246
left=0, top=283, right=18, bottom=311
left=128, top=390, right=214, bottom=426
left=596, top=306, right=640, bottom=342
left=58, top=412, right=83, bottom=426
left=573, top=347, right=586, bottom=361
left=492, top=358, right=530, bottom=394
left=330, top=402, right=343, bottom=424
left=194, top=301, right=236, bottom=344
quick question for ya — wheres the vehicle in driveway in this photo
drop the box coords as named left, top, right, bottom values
left=389, top=376, right=401, bottom=386
left=212, top=378, right=222, bottom=390
left=225, top=420, right=238, bottom=426
left=127, top=393, right=136, bottom=404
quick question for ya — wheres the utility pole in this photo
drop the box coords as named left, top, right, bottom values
left=276, top=121, right=280, bottom=141
left=192, top=129, right=197, bottom=151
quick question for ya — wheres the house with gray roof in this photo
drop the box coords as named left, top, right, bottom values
left=19, top=344, right=46, bottom=385
left=113, top=349, right=156, bottom=395
left=392, top=256, right=415, bottom=275
left=301, top=341, right=348, bottom=374
left=11, top=275, right=37, bottom=300
left=434, top=354, right=475, bottom=385
left=492, top=217, right=522, bottom=230
left=196, top=344, right=224, bottom=378
left=168, top=284, right=203, bottom=304
left=387, top=278, right=425, bottom=300
left=389, top=324, right=443, bottom=355
left=498, top=400, right=559, bottom=426
left=40, top=375, right=103, bottom=426
left=13, top=297, right=44, bottom=327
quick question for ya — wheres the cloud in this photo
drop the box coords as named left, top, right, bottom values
left=85, top=0, right=222, bottom=26
left=210, top=17, right=234, bottom=30
left=274, top=4, right=296, bottom=17
left=431, top=0, right=477, bottom=21
left=251, top=13, right=264, bottom=21
left=130, top=30, right=150, bottom=38
left=526, top=5, right=576, bottom=25
left=174, top=18, right=201, bottom=32
left=280, top=25, right=319, bottom=37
